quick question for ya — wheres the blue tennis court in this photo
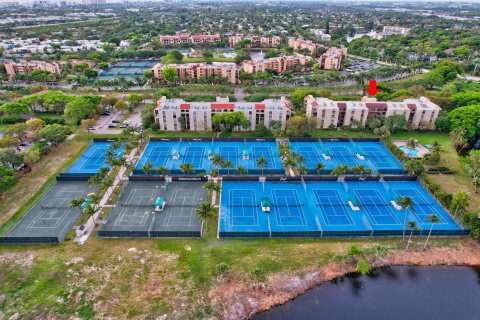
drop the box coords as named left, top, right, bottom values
left=290, top=141, right=403, bottom=174
left=67, top=141, right=124, bottom=174
left=314, top=189, right=353, bottom=226
left=219, top=180, right=466, bottom=237
left=135, top=140, right=284, bottom=175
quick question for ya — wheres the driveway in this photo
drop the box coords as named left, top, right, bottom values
left=93, top=104, right=144, bottom=134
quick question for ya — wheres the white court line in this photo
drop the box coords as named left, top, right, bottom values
left=314, top=190, right=354, bottom=226
left=354, top=189, right=401, bottom=226
left=272, top=189, right=307, bottom=227
left=229, top=189, right=259, bottom=227
left=114, top=189, right=156, bottom=227
left=164, top=189, right=198, bottom=227
left=393, top=188, right=448, bottom=225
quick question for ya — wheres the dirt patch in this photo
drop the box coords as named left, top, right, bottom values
left=0, top=252, right=37, bottom=268
left=210, top=239, right=480, bottom=320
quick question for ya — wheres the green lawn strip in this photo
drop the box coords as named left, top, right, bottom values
left=150, top=131, right=216, bottom=138
left=311, top=129, right=377, bottom=138
left=183, top=56, right=235, bottom=63
left=0, top=138, right=91, bottom=236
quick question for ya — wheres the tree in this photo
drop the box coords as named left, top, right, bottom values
left=397, top=196, right=414, bottom=242
left=285, top=116, right=318, bottom=137
left=3, top=123, right=27, bottom=142
left=0, top=148, right=23, bottom=168
left=221, top=160, right=234, bottom=175
left=212, top=112, right=249, bottom=131
left=196, top=201, right=215, bottom=233
left=449, top=127, right=469, bottom=153
left=235, top=165, right=247, bottom=175
left=37, top=124, right=71, bottom=145
left=450, top=191, right=469, bottom=217
left=356, top=258, right=371, bottom=275
left=202, top=51, right=214, bottom=61
left=406, top=220, right=419, bottom=249
left=84, top=204, right=98, bottom=223
left=0, top=164, right=17, bottom=191
left=156, top=165, right=169, bottom=176
left=434, top=60, right=462, bottom=82
left=404, top=159, right=424, bottom=176
left=448, top=105, right=480, bottom=140
left=315, top=162, right=325, bottom=175
left=144, top=70, right=154, bottom=80
left=465, top=150, right=480, bottom=193
left=210, top=154, right=224, bottom=176
left=81, top=118, right=96, bottom=132
left=100, top=178, right=114, bottom=192
left=366, top=118, right=382, bottom=131
left=256, top=156, right=268, bottom=176
left=70, top=197, right=86, bottom=219
left=424, top=214, right=440, bottom=249
left=373, top=126, right=391, bottom=140
left=290, top=89, right=318, bottom=108
left=114, top=100, right=128, bottom=114
left=64, top=96, right=100, bottom=124
left=21, top=148, right=41, bottom=165
left=405, top=138, right=418, bottom=150
left=330, top=164, right=349, bottom=176
left=0, top=137, right=18, bottom=148
left=180, top=162, right=195, bottom=175
left=127, top=94, right=142, bottom=112
left=422, top=72, right=444, bottom=89
left=26, top=118, right=45, bottom=131
left=298, top=164, right=308, bottom=176
left=141, top=162, right=153, bottom=176
left=0, top=102, right=30, bottom=115
left=384, top=115, right=407, bottom=133
left=162, top=67, right=179, bottom=83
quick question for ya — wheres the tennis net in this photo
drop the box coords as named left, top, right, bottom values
left=228, top=204, right=304, bottom=207
left=41, top=205, right=71, bottom=209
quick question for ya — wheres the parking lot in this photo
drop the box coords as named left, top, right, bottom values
left=91, top=104, right=144, bottom=134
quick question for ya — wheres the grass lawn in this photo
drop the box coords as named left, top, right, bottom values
left=0, top=123, right=11, bottom=131
left=183, top=55, right=235, bottom=63
left=150, top=130, right=216, bottom=138
left=311, top=129, right=376, bottom=138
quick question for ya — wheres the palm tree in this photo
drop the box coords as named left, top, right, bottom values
left=98, top=167, right=110, bottom=178
left=406, top=138, right=418, bottom=151
left=70, top=197, right=86, bottom=219
left=404, top=159, right=425, bottom=176
left=196, top=201, right=215, bottom=233
left=298, top=165, right=308, bottom=176
left=156, top=165, right=169, bottom=176
left=424, top=214, right=440, bottom=249
left=256, top=156, right=268, bottom=176
left=211, top=154, right=224, bottom=177
left=84, top=204, right=98, bottom=223
left=351, top=165, right=371, bottom=174
left=89, top=193, right=102, bottom=210
left=294, top=154, right=305, bottom=166
left=100, top=178, right=114, bottom=192
left=451, top=191, right=469, bottom=218
left=330, top=164, right=349, bottom=176
left=397, top=196, right=414, bottom=242
left=235, top=165, right=247, bottom=175
left=315, top=162, right=325, bottom=175
left=87, top=174, right=102, bottom=188
left=180, top=162, right=195, bottom=175
left=141, top=162, right=153, bottom=176
left=221, top=160, right=234, bottom=175
left=431, top=141, right=443, bottom=153
left=406, top=220, right=419, bottom=249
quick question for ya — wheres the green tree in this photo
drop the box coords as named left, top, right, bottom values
left=114, top=100, right=128, bottom=114
left=422, top=72, right=444, bottom=89
left=0, top=164, right=17, bottom=191
left=356, top=258, right=371, bottom=275
left=330, top=164, right=349, bottom=176
left=0, top=102, right=30, bottom=114
left=384, top=115, right=407, bottom=133
left=155, top=165, right=169, bottom=176
left=162, top=67, right=178, bottom=83
left=404, top=159, right=425, bottom=176
left=180, top=162, right=195, bottom=175
left=397, top=196, right=414, bottom=242
left=196, top=201, right=215, bottom=233
left=37, top=124, right=71, bottom=145
left=0, top=148, right=23, bottom=168
left=141, top=162, right=154, bottom=176
left=256, top=156, right=268, bottom=176
left=144, top=70, right=154, bottom=80
left=3, top=123, right=27, bottom=142
left=450, top=191, right=469, bottom=217
left=202, top=51, right=214, bottom=61
left=465, top=150, right=480, bottom=193
left=447, top=105, right=480, bottom=140
left=406, top=220, right=419, bottom=249
left=64, top=96, right=101, bottom=124
left=315, top=162, right=325, bottom=175
left=235, top=165, right=247, bottom=175
left=127, top=94, right=143, bottom=111
left=424, top=214, right=440, bottom=249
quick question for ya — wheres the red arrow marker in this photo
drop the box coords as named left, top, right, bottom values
left=366, top=80, right=380, bottom=96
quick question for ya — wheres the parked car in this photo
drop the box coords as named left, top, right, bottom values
left=108, top=124, right=116, bottom=128
left=112, top=120, right=120, bottom=123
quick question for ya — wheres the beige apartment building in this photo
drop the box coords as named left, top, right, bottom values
left=241, top=55, right=312, bottom=74
left=150, top=62, right=239, bottom=84
left=159, top=34, right=221, bottom=46
left=288, top=37, right=323, bottom=55
left=318, top=47, right=348, bottom=70
left=383, top=26, right=411, bottom=36
left=305, top=96, right=440, bottom=129
left=4, top=60, right=61, bottom=80
left=154, top=96, right=292, bottom=132
left=228, top=34, right=282, bottom=47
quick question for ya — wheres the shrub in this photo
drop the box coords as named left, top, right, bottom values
left=249, top=267, right=267, bottom=283
left=0, top=114, right=23, bottom=124
left=214, top=262, right=230, bottom=277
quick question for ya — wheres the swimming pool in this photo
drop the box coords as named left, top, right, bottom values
left=399, top=145, right=420, bottom=157
left=290, top=140, right=404, bottom=174
left=135, top=139, right=284, bottom=175
left=219, top=179, right=466, bottom=238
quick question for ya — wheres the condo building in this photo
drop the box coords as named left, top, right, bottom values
left=3, top=59, right=61, bottom=80
left=150, top=62, right=239, bottom=84
left=305, top=96, right=441, bottom=129
left=154, top=96, right=292, bottom=132
left=159, top=34, right=221, bottom=46
left=318, top=47, right=348, bottom=70
left=288, top=37, right=323, bottom=55
left=241, top=55, right=312, bottom=74
left=228, top=34, right=282, bottom=47
left=383, top=26, right=411, bottom=37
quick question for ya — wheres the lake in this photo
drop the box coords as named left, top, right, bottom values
left=253, top=266, right=480, bottom=320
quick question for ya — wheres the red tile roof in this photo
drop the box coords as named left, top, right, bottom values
left=337, top=102, right=347, bottom=109
left=211, top=103, right=235, bottom=110
left=407, top=103, right=417, bottom=111
left=180, top=104, right=190, bottom=110
left=311, top=101, right=319, bottom=108
left=366, top=102, right=388, bottom=109
left=255, top=104, right=265, bottom=110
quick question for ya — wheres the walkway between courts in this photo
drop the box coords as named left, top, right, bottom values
left=74, top=147, right=138, bottom=245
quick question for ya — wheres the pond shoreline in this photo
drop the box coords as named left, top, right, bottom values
left=209, top=239, right=480, bottom=320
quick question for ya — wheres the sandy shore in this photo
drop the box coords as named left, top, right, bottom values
left=209, top=239, right=480, bottom=320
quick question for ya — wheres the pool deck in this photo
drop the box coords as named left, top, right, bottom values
left=394, top=140, right=431, bottom=159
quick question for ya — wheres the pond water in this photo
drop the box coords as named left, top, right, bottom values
left=253, top=266, right=480, bottom=320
